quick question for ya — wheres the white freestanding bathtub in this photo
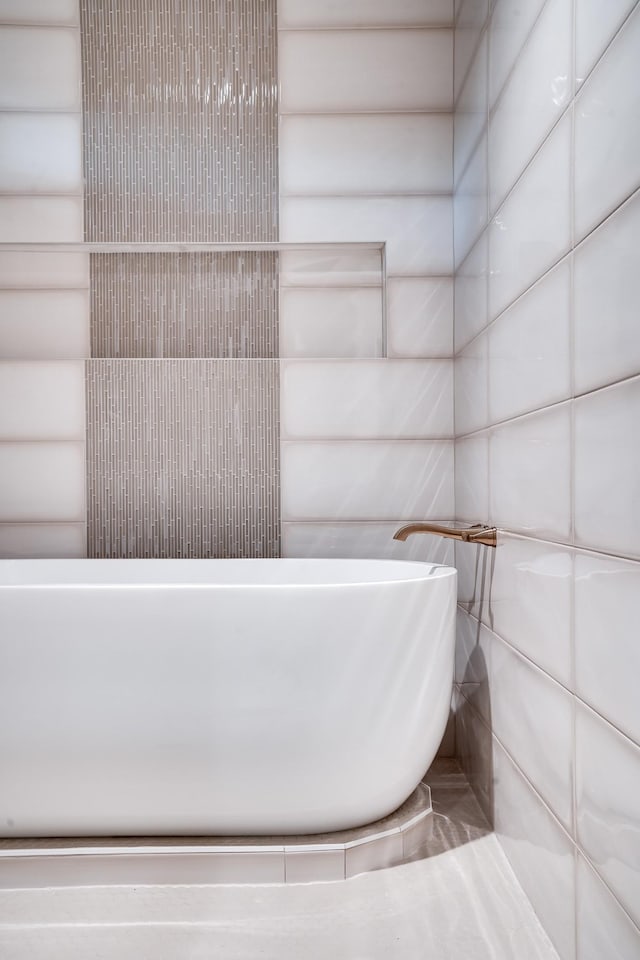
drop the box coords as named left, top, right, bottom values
left=0, top=559, right=456, bottom=837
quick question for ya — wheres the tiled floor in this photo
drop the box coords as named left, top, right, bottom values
left=0, top=761, right=558, bottom=960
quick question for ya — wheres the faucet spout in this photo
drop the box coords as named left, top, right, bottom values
left=393, top=522, right=497, bottom=547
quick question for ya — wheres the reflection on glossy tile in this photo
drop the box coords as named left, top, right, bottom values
left=574, top=8, right=640, bottom=241
left=455, top=332, right=488, bottom=435
left=454, top=0, right=489, bottom=102
left=0, top=114, right=82, bottom=195
left=0, top=523, right=85, bottom=559
left=488, top=0, right=547, bottom=107
left=280, top=287, right=382, bottom=359
left=575, top=0, right=638, bottom=85
left=454, top=134, right=488, bottom=267
left=455, top=610, right=492, bottom=724
left=285, top=849, right=344, bottom=883
left=0, top=253, right=88, bottom=289
left=0, top=290, right=89, bottom=360
left=575, top=551, right=640, bottom=746
left=454, top=233, right=488, bottom=352
left=282, top=522, right=454, bottom=565
left=0, top=442, right=85, bottom=522
left=576, top=703, right=640, bottom=928
left=454, top=687, right=494, bottom=822
left=454, top=34, right=487, bottom=184
left=574, top=377, right=640, bottom=559
left=488, top=261, right=571, bottom=423
left=573, top=191, right=640, bottom=394
left=279, top=249, right=382, bottom=289
left=493, top=741, right=576, bottom=960
left=282, top=360, right=453, bottom=439
left=345, top=832, right=403, bottom=879
left=490, top=535, right=572, bottom=687
left=387, top=278, right=453, bottom=359
left=0, top=362, right=85, bottom=440
left=278, top=0, right=454, bottom=28
left=455, top=539, right=494, bottom=621
left=490, top=404, right=571, bottom=540
left=576, top=854, right=640, bottom=960
left=0, top=197, right=83, bottom=243
left=0, top=0, right=78, bottom=23
left=489, top=111, right=571, bottom=319
left=0, top=26, right=80, bottom=111
left=281, top=196, right=453, bottom=276
left=279, top=30, right=453, bottom=113
left=281, top=441, right=454, bottom=521
left=455, top=434, right=489, bottom=522
left=280, top=115, right=452, bottom=196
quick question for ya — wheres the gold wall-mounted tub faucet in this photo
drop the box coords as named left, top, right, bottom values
left=393, top=522, right=497, bottom=548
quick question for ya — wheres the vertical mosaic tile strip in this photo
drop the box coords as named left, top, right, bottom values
left=86, top=360, right=280, bottom=559
left=90, top=252, right=279, bottom=359
left=80, top=0, right=278, bottom=242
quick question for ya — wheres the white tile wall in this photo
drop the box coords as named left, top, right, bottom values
left=453, top=32, right=487, bottom=183
left=280, top=287, right=382, bottom=359
left=278, top=0, right=453, bottom=28
left=0, top=290, right=90, bottom=359
left=0, top=26, right=80, bottom=110
left=0, top=0, right=78, bottom=24
left=0, top=196, right=83, bottom=242
left=0, top=113, right=83, bottom=194
left=0, top=252, right=88, bottom=288
left=454, top=133, right=487, bottom=266
left=387, top=278, right=453, bottom=358
left=0, top=361, right=85, bottom=439
left=0, top=522, right=86, bottom=559
left=282, top=522, right=454, bottom=565
left=0, top=442, right=85, bottom=522
left=455, top=0, right=640, bottom=950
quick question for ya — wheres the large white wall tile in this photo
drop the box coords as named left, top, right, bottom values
left=454, top=233, right=488, bottom=351
left=454, top=133, right=488, bottom=267
left=0, top=197, right=83, bottom=242
left=488, top=260, right=571, bottom=423
left=387, top=278, right=453, bottom=358
left=282, top=360, right=453, bottom=439
left=0, top=26, right=80, bottom=110
left=488, top=0, right=547, bottom=108
left=280, top=115, right=453, bottom=196
left=489, top=404, right=571, bottom=540
left=574, top=8, right=640, bottom=241
left=455, top=434, right=489, bottom=522
left=576, top=854, right=640, bottom=960
left=0, top=114, right=82, bottom=194
left=491, top=637, right=573, bottom=829
left=454, top=0, right=489, bottom=101
left=282, top=441, right=454, bottom=520
left=280, top=196, right=453, bottom=275
left=575, top=552, right=640, bottom=746
left=279, top=30, right=453, bottom=113
left=456, top=612, right=492, bottom=725
left=0, top=442, right=85, bottom=522
left=280, top=287, right=382, bottom=358
left=574, top=377, right=640, bottom=559
left=0, top=361, right=84, bottom=439
left=575, top=0, right=638, bottom=86
left=455, top=332, right=488, bottom=435
left=455, top=537, right=493, bottom=619
left=488, top=0, right=572, bottom=213
left=489, top=111, right=571, bottom=318
left=282, top=522, right=454, bottom=565
left=0, top=0, right=78, bottom=23
left=454, top=33, right=487, bottom=183
left=576, top=703, right=640, bottom=928
left=0, top=522, right=85, bottom=559
left=0, top=290, right=89, bottom=359
left=490, top=535, right=572, bottom=687
left=493, top=741, right=576, bottom=960
left=573, top=191, right=640, bottom=395
left=0, top=252, right=88, bottom=289
left=278, top=0, right=454, bottom=28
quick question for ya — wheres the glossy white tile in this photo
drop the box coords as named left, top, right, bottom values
left=454, top=233, right=488, bottom=352
left=455, top=684, right=494, bottom=819
left=0, top=26, right=80, bottom=110
left=455, top=332, right=488, bottom=435
left=0, top=442, right=85, bottom=522
left=281, top=441, right=454, bottom=521
left=280, top=287, right=382, bottom=359
left=488, top=260, right=571, bottom=423
left=493, top=741, right=576, bottom=960
left=491, top=637, right=573, bottom=829
left=455, top=538, right=493, bottom=620
left=574, top=377, right=640, bottom=559
left=488, top=0, right=547, bottom=107
left=489, top=404, right=571, bottom=540
left=280, top=196, right=453, bottom=276
left=488, top=0, right=572, bottom=214
left=490, top=535, right=572, bottom=687
left=280, top=115, right=452, bottom=196
left=0, top=522, right=85, bottom=559
left=455, top=434, right=489, bottom=522
left=282, top=522, right=454, bottom=565
left=279, top=30, right=453, bottom=113
left=387, top=278, right=453, bottom=358
left=0, top=290, right=89, bottom=360
left=0, top=252, right=88, bottom=289
left=576, top=703, right=640, bottom=928
left=282, top=360, right=453, bottom=439
left=0, top=0, right=78, bottom=23
left=0, top=197, right=83, bottom=242
left=0, top=113, right=82, bottom=194
left=455, top=611, right=492, bottom=723
left=489, top=111, right=571, bottom=318
left=454, top=0, right=489, bottom=101
left=574, top=7, right=640, bottom=241
left=454, top=33, right=487, bottom=184
left=575, top=0, right=638, bottom=85
left=454, top=133, right=488, bottom=268
left=576, top=854, right=640, bottom=960
left=575, top=551, right=640, bottom=746
left=573, top=191, right=640, bottom=394
left=278, top=0, right=454, bottom=28
left=0, top=361, right=85, bottom=439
